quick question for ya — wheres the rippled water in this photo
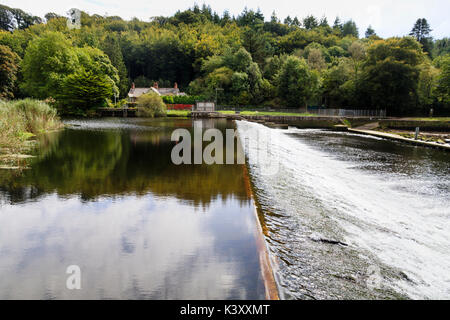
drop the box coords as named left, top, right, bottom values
left=237, top=121, right=450, bottom=300
left=0, top=118, right=266, bottom=299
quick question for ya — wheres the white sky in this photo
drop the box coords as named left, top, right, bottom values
left=3, top=0, right=449, bottom=39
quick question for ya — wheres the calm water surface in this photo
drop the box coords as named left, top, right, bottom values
left=0, top=118, right=266, bottom=299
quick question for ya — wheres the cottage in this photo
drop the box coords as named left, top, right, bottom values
left=128, top=82, right=185, bottom=103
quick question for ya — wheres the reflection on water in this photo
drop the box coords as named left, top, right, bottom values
left=0, top=118, right=266, bottom=299
left=238, top=122, right=450, bottom=300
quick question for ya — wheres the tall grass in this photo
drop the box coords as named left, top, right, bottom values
left=0, top=99, right=62, bottom=153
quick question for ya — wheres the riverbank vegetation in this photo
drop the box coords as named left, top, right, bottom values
left=0, top=4, right=449, bottom=116
left=136, top=92, right=167, bottom=117
left=0, top=99, right=62, bottom=163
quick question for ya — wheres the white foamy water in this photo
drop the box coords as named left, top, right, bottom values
left=237, top=121, right=450, bottom=299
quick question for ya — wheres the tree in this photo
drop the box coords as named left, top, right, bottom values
left=410, top=18, right=433, bottom=54
left=0, top=44, right=20, bottom=98
left=270, top=11, right=279, bottom=23
left=231, top=72, right=250, bottom=105
left=247, top=62, right=264, bottom=102
left=101, top=34, right=128, bottom=97
left=307, top=48, right=326, bottom=71
left=365, top=25, right=376, bottom=38
left=360, top=37, right=425, bottom=115
left=292, top=17, right=301, bottom=27
left=45, top=12, right=63, bottom=21
left=433, top=38, right=450, bottom=57
left=417, top=62, right=439, bottom=109
left=21, top=32, right=79, bottom=99
left=434, top=55, right=450, bottom=107
left=236, top=8, right=264, bottom=28
left=228, top=47, right=253, bottom=72
left=410, top=18, right=432, bottom=43
left=303, top=15, right=318, bottom=30
left=242, top=27, right=273, bottom=66
left=264, top=55, right=288, bottom=81
left=342, top=20, right=359, bottom=38
left=276, top=56, right=319, bottom=108
left=284, top=16, right=293, bottom=26
left=319, top=16, right=329, bottom=28
left=76, top=46, right=119, bottom=96
left=322, top=58, right=353, bottom=107
left=60, top=69, right=114, bottom=114
left=333, top=17, right=343, bottom=32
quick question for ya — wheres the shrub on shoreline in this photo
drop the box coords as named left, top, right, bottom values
left=136, top=92, right=167, bottom=117
left=0, top=99, right=62, bottom=153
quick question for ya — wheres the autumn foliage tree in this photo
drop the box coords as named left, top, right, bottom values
left=0, top=44, right=20, bottom=99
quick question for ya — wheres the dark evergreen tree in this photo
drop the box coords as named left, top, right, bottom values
left=410, top=18, right=433, bottom=54
left=365, top=25, right=376, bottom=38
left=319, top=16, right=329, bottom=28
left=102, top=34, right=129, bottom=97
left=342, top=20, right=359, bottom=37
left=333, top=17, right=343, bottom=31
left=303, top=15, right=318, bottom=30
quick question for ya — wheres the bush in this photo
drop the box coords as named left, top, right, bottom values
left=161, top=95, right=204, bottom=104
left=0, top=99, right=62, bottom=153
left=136, top=92, right=167, bottom=117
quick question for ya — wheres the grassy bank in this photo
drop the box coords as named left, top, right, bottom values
left=0, top=99, right=63, bottom=167
left=167, top=110, right=191, bottom=117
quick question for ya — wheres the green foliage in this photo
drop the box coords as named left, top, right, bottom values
left=21, top=31, right=78, bottom=99
left=59, top=69, right=114, bottom=114
left=0, top=99, right=61, bottom=153
left=136, top=92, right=167, bottom=117
left=432, top=38, right=450, bottom=58
left=101, top=33, right=129, bottom=97
left=435, top=55, right=450, bottom=106
left=276, top=56, right=319, bottom=108
left=303, top=16, right=318, bottom=30
left=342, top=20, right=359, bottom=38
left=360, top=37, right=425, bottom=115
left=162, top=95, right=203, bottom=104
left=20, top=31, right=118, bottom=114
left=365, top=26, right=376, bottom=38
left=76, top=46, right=119, bottom=95
left=0, top=44, right=20, bottom=98
left=0, top=5, right=447, bottom=116
left=410, top=18, right=433, bottom=54
left=417, top=62, right=439, bottom=108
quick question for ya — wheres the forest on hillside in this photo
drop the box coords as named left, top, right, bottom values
left=0, top=4, right=449, bottom=116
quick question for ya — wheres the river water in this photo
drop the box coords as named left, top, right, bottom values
left=0, top=118, right=266, bottom=299
left=1, top=118, right=449, bottom=300
left=237, top=121, right=450, bottom=300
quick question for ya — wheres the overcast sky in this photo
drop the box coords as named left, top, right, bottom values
left=3, top=0, right=449, bottom=39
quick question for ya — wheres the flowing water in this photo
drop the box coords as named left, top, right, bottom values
left=0, top=118, right=267, bottom=299
left=236, top=121, right=450, bottom=300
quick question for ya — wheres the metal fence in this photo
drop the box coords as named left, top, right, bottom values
left=216, top=105, right=387, bottom=118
